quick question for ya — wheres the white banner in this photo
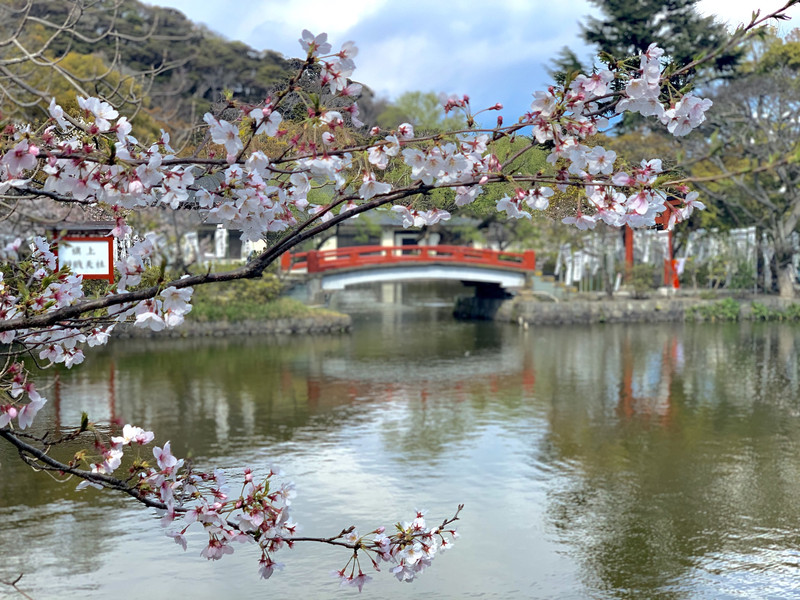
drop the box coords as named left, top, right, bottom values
left=58, top=238, right=113, bottom=278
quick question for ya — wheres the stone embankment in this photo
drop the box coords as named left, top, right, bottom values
left=454, top=293, right=799, bottom=325
left=115, top=313, right=351, bottom=338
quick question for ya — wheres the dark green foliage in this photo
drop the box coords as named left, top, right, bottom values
left=690, top=298, right=740, bottom=321
left=581, top=0, right=738, bottom=72
left=729, top=261, right=756, bottom=291
left=548, top=47, right=587, bottom=85
left=750, top=302, right=800, bottom=322
left=631, top=263, right=656, bottom=298
left=784, top=303, right=800, bottom=320
left=81, top=278, right=111, bottom=298
left=750, top=301, right=779, bottom=321
left=192, top=273, right=283, bottom=307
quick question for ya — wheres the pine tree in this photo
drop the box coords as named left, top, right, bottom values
left=552, top=0, right=739, bottom=81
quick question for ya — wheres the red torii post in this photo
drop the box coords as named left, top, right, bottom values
left=655, top=199, right=682, bottom=289
left=624, top=225, right=634, bottom=282
left=623, top=200, right=681, bottom=289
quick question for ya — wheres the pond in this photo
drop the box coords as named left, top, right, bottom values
left=3, top=283, right=800, bottom=599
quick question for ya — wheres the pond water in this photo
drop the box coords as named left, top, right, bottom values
left=3, top=283, right=800, bottom=599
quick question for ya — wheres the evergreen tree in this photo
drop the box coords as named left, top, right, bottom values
left=552, top=0, right=739, bottom=82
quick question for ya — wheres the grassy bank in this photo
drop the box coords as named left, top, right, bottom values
left=189, top=295, right=341, bottom=322
left=689, top=298, right=800, bottom=322
left=186, top=273, right=341, bottom=322
left=107, top=266, right=341, bottom=324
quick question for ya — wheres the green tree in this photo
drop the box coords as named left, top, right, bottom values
left=582, top=0, right=736, bottom=70
left=682, top=32, right=800, bottom=298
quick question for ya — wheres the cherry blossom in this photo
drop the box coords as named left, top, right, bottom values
left=359, top=171, right=392, bottom=200
left=249, top=106, right=283, bottom=137
left=0, top=26, right=734, bottom=442
left=299, top=30, right=331, bottom=56
left=48, top=97, right=70, bottom=130
left=203, top=113, right=244, bottom=157
left=562, top=212, right=597, bottom=230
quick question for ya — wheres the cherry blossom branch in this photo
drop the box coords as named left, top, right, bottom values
left=669, top=1, right=800, bottom=81
left=0, top=573, right=35, bottom=600
left=0, top=428, right=169, bottom=509
left=1, top=421, right=462, bottom=588
left=668, top=155, right=793, bottom=185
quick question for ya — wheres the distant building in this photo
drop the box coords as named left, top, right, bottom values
left=189, top=213, right=485, bottom=264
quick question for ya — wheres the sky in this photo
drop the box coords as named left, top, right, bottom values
left=143, top=0, right=800, bottom=124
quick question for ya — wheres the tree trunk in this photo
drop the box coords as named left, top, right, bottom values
left=777, top=262, right=796, bottom=299
left=774, top=241, right=796, bottom=299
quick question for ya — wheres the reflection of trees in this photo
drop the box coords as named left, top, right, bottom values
left=537, top=323, right=800, bottom=597
left=50, top=335, right=349, bottom=455
left=0, top=431, right=141, bottom=584
left=44, top=313, right=536, bottom=466
left=22, top=316, right=800, bottom=598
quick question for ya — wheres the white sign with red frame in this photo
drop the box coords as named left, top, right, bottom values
left=57, top=237, right=115, bottom=283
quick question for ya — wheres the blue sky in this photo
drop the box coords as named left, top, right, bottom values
left=144, top=0, right=799, bottom=124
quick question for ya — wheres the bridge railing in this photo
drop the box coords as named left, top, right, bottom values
left=280, top=245, right=535, bottom=274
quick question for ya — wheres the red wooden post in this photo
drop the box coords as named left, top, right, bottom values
left=306, top=250, right=319, bottom=272
left=522, top=250, right=536, bottom=270
left=663, top=230, right=677, bottom=289
left=280, top=252, right=291, bottom=272
left=624, top=226, right=634, bottom=281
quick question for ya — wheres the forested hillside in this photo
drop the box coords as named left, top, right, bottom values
left=0, top=0, right=384, bottom=136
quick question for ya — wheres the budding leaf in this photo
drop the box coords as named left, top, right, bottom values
left=79, top=412, right=89, bottom=432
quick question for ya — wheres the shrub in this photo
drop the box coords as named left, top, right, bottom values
left=189, top=273, right=285, bottom=321
left=751, top=301, right=779, bottom=321
left=730, top=260, right=756, bottom=293
left=192, top=273, right=283, bottom=306
left=189, top=296, right=331, bottom=322
left=691, top=298, right=741, bottom=321
left=631, top=263, right=656, bottom=298
left=785, top=303, right=800, bottom=321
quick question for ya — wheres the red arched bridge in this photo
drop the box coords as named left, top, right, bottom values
left=279, top=245, right=536, bottom=295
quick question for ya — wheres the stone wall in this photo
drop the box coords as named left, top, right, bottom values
left=454, top=294, right=800, bottom=325
left=115, top=313, right=352, bottom=338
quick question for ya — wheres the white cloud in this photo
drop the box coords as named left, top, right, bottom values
left=145, top=0, right=598, bottom=120
left=143, top=0, right=799, bottom=124
left=233, top=0, right=390, bottom=46
left=697, top=0, right=800, bottom=32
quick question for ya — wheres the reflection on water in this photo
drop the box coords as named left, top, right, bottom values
left=3, top=283, right=800, bottom=599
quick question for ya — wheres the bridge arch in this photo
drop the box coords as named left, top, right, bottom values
left=281, top=245, right=535, bottom=296
left=317, top=263, right=528, bottom=290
